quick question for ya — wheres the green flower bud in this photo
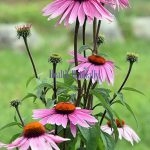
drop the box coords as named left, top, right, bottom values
left=126, top=52, right=138, bottom=63
left=97, top=34, right=105, bottom=46
left=48, top=53, right=62, bottom=64
left=10, top=100, right=21, bottom=107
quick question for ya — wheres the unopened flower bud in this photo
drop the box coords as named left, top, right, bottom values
left=48, top=53, right=62, bottom=64
left=10, top=100, right=21, bottom=107
left=97, top=34, right=105, bottom=46
left=126, top=52, right=138, bottom=63
left=16, top=24, right=31, bottom=39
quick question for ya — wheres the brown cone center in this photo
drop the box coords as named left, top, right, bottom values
left=55, top=102, right=75, bottom=114
left=88, top=55, right=106, bottom=65
left=23, top=122, right=46, bottom=138
left=107, top=119, right=125, bottom=128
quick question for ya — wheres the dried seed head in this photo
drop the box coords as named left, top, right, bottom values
left=126, top=52, right=138, bottom=63
left=16, top=24, right=31, bottom=39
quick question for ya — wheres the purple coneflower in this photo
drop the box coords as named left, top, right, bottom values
left=7, top=122, right=69, bottom=150
left=70, top=52, right=114, bottom=85
left=101, top=119, right=140, bottom=145
left=33, top=102, right=98, bottom=137
left=42, top=0, right=114, bottom=26
left=103, top=0, right=130, bottom=9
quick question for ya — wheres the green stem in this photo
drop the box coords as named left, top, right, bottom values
left=63, top=129, right=66, bottom=150
left=15, top=106, right=24, bottom=127
left=99, top=62, right=134, bottom=126
left=74, top=19, right=82, bottom=106
left=23, top=37, right=38, bottom=79
left=53, top=63, right=57, bottom=103
left=83, top=17, right=87, bottom=57
left=82, top=18, right=88, bottom=108
left=84, top=79, right=92, bottom=108
left=93, top=18, right=97, bottom=54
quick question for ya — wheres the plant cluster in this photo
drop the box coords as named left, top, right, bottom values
left=0, top=0, right=142, bottom=150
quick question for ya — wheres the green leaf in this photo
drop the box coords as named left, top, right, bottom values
left=46, top=99, right=55, bottom=108
left=78, top=45, right=92, bottom=54
left=124, top=102, right=138, bottom=127
left=22, top=93, right=37, bottom=101
left=79, top=125, right=105, bottom=150
left=63, top=74, right=75, bottom=86
left=91, top=89, right=119, bottom=142
left=101, top=131, right=115, bottom=150
left=26, top=75, right=36, bottom=87
left=91, top=90, right=113, bottom=119
left=116, top=93, right=125, bottom=106
left=35, top=83, right=53, bottom=90
left=0, top=122, right=22, bottom=131
left=94, top=88, right=111, bottom=103
left=123, top=87, right=145, bottom=96
left=58, top=94, right=71, bottom=102
left=9, top=133, right=21, bottom=143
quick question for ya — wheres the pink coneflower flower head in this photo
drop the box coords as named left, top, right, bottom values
left=42, top=0, right=114, bottom=26
left=101, top=119, right=141, bottom=145
left=33, top=102, right=98, bottom=137
left=7, top=122, right=69, bottom=150
left=104, top=0, right=130, bottom=9
left=70, top=52, right=114, bottom=85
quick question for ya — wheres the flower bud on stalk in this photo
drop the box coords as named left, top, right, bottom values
left=16, top=24, right=31, bottom=39
left=127, top=53, right=138, bottom=64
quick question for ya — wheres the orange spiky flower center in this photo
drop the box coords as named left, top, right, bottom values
left=107, top=119, right=125, bottom=128
left=55, top=102, right=76, bottom=114
left=23, top=122, right=46, bottom=138
left=88, top=55, right=106, bottom=65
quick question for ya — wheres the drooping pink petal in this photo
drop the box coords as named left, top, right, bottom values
left=70, top=122, right=77, bottom=137
left=19, top=140, right=30, bottom=150
left=8, top=137, right=27, bottom=149
left=69, top=113, right=90, bottom=128
left=78, top=3, right=85, bottom=26
left=46, top=134, right=70, bottom=144
left=101, top=125, right=113, bottom=135
left=40, top=136, right=60, bottom=150
left=32, top=109, right=55, bottom=119
left=74, top=110, right=98, bottom=123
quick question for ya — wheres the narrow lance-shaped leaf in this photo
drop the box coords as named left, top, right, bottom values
left=91, top=89, right=119, bottom=142
left=101, top=131, right=115, bottom=150
left=78, top=45, right=92, bottom=54
left=0, top=122, right=22, bottom=131
left=26, top=75, right=36, bottom=87
left=123, top=87, right=145, bottom=96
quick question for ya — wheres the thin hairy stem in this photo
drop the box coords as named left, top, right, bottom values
left=74, top=20, right=82, bottom=106
left=83, top=18, right=87, bottom=57
left=15, top=106, right=24, bottom=127
left=93, top=18, right=97, bottom=53
left=23, top=37, right=38, bottom=79
left=84, top=79, right=93, bottom=108
left=53, top=63, right=57, bottom=103
left=99, top=62, right=134, bottom=126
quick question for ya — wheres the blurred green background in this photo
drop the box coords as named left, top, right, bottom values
left=0, top=0, right=150, bottom=149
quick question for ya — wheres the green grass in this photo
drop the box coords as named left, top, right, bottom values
left=0, top=1, right=150, bottom=150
